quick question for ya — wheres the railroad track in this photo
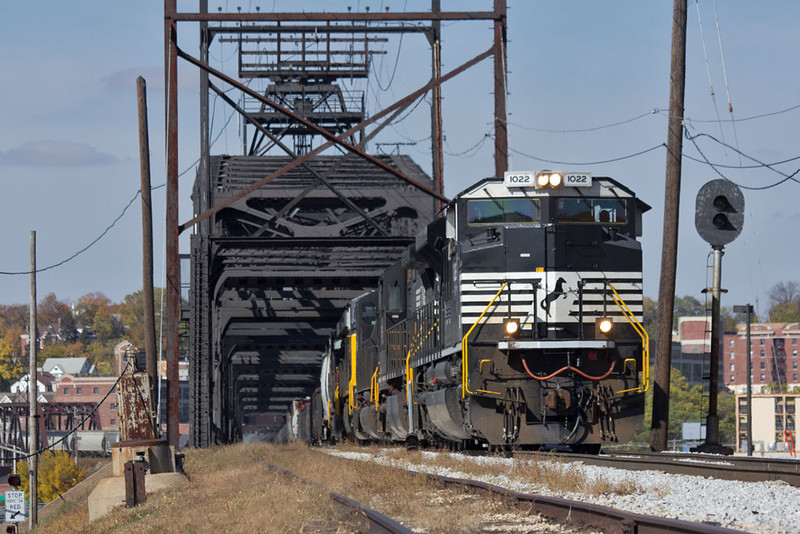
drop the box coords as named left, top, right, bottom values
left=318, top=449, right=743, bottom=533
left=543, top=450, right=800, bottom=487
left=426, top=471, right=741, bottom=534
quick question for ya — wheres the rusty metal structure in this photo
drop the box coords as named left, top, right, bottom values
left=0, top=402, right=101, bottom=466
left=164, top=1, right=508, bottom=446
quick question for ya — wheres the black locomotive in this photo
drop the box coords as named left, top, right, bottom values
left=288, top=171, right=650, bottom=452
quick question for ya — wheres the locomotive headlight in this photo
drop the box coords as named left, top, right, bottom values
left=548, top=173, right=562, bottom=187
left=504, top=319, right=520, bottom=336
left=596, top=317, right=613, bottom=335
left=537, top=173, right=550, bottom=187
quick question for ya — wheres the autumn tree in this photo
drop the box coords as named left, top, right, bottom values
left=16, top=451, right=85, bottom=503
left=75, top=292, right=113, bottom=328
left=0, top=304, right=28, bottom=332
left=38, top=293, right=70, bottom=329
left=0, top=326, right=25, bottom=391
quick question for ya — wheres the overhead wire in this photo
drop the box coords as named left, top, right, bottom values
left=504, top=109, right=663, bottom=133
left=694, top=0, right=727, bottom=148
left=683, top=127, right=800, bottom=188
left=509, top=143, right=664, bottom=166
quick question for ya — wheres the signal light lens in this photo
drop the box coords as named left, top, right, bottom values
left=598, top=318, right=613, bottom=334
left=548, top=173, right=562, bottom=187
left=504, top=319, right=520, bottom=336
left=7, top=474, right=20, bottom=487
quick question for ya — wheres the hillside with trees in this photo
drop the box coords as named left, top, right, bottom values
left=0, top=289, right=167, bottom=389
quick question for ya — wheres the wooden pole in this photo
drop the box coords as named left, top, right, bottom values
left=165, top=0, right=180, bottom=449
left=651, top=0, right=687, bottom=452
left=138, top=76, right=158, bottom=421
left=28, top=231, right=38, bottom=528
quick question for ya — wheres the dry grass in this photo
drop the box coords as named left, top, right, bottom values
left=34, top=441, right=621, bottom=533
left=34, top=442, right=357, bottom=534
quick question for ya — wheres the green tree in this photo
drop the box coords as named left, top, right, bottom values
left=673, top=295, right=704, bottom=329
left=767, top=281, right=800, bottom=322
left=59, top=309, right=78, bottom=344
left=642, top=296, right=657, bottom=340
left=92, top=308, right=123, bottom=342
left=16, top=451, right=85, bottom=503
left=85, top=342, right=115, bottom=375
left=119, top=288, right=166, bottom=349
left=39, top=343, right=67, bottom=359
left=634, top=367, right=734, bottom=446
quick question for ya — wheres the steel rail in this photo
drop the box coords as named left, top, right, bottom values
left=426, top=472, right=741, bottom=534
left=329, top=493, right=412, bottom=534
left=544, top=451, right=800, bottom=487
left=247, top=451, right=412, bottom=534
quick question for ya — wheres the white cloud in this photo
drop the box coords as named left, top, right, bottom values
left=0, top=140, right=117, bottom=166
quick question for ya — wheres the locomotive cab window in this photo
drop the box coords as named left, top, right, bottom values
left=467, top=198, right=540, bottom=225
left=555, top=198, right=627, bottom=224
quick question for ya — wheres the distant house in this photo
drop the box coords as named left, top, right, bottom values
left=10, top=372, right=56, bottom=394
left=43, top=357, right=95, bottom=378
left=0, top=391, right=53, bottom=405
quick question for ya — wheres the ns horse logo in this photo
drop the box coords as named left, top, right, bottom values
left=541, top=277, right=568, bottom=317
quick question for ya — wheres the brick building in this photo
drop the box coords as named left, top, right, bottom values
left=52, top=375, right=119, bottom=430
left=724, top=322, right=800, bottom=394
left=670, top=317, right=726, bottom=390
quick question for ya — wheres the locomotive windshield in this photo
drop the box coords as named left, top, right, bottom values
left=467, top=198, right=540, bottom=225
left=555, top=198, right=627, bottom=224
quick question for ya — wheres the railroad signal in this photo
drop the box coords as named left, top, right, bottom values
left=695, top=179, right=744, bottom=247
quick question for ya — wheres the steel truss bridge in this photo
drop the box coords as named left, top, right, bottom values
left=162, top=2, right=509, bottom=446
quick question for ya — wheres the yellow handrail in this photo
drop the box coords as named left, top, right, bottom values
left=462, top=282, right=508, bottom=398
left=371, top=365, right=379, bottom=409
left=348, top=333, right=357, bottom=414
left=607, top=282, right=650, bottom=393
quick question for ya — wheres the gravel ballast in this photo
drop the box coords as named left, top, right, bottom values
left=330, top=449, right=800, bottom=533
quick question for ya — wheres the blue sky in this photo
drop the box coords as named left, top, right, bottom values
left=0, top=1, right=798, bottom=320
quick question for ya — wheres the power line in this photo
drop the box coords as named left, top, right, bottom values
left=505, top=109, right=663, bottom=134
left=684, top=128, right=800, bottom=184
left=681, top=129, right=800, bottom=190
left=509, top=143, right=664, bottom=166
left=0, top=191, right=141, bottom=276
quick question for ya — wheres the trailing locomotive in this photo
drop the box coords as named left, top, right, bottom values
left=307, top=171, right=650, bottom=451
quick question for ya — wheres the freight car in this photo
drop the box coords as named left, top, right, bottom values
left=285, top=171, right=650, bottom=452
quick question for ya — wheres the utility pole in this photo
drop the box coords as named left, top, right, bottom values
left=430, top=0, right=444, bottom=213
left=28, top=231, right=38, bottom=528
left=138, top=76, right=158, bottom=419
left=651, top=0, right=687, bottom=452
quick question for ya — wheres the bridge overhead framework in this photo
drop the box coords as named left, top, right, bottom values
left=163, top=2, right=509, bottom=446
